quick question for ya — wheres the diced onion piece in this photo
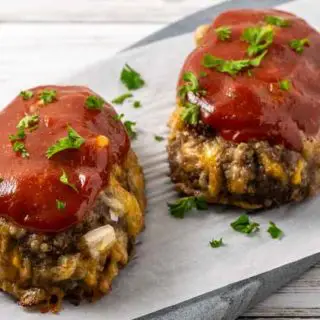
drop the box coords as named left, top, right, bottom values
left=83, top=225, right=116, bottom=259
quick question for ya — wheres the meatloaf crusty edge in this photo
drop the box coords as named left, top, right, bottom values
left=168, top=106, right=320, bottom=209
left=167, top=13, right=320, bottom=209
left=0, top=149, right=145, bottom=312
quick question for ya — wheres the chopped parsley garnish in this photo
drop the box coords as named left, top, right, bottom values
left=250, top=50, right=268, bottom=67
left=279, top=79, right=291, bottom=91
left=247, top=70, right=253, bottom=77
left=230, top=214, right=260, bottom=234
left=178, top=71, right=200, bottom=100
left=168, top=196, right=208, bottom=219
left=203, top=54, right=250, bottom=75
left=124, top=120, right=137, bottom=139
left=203, top=50, right=267, bottom=76
left=120, top=63, right=145, bottom=90
left=113, top=113, right=124, bottom=121
left=113, top=113, right=137, bottom=139
left=13, top=141, right=29, bottom=158
left=9, top=128, right=26, bottom=142
left=289, top=38, right=310, bottom=54
left=20, top=90, right=34, bottom=100
left=267, top=221, right=283, bottom=239
left=17, top=114, right=39, bottom=130
left=133, top=100, right=141, bottom=108
left=181, top=102, right=200, bottom=125
left=265, top=15, right=290, bottom=27
left=39, top=89, right=57, bottom=104
left=178, top=72, right=205, bottom=125
left=111, top=93, right=132, bottom=105
left=9, top=114, right=39, bottom=157
left=154, top=135, right=164, bottom=142
left=85, top=95, right=105, bottom=110
left=199, top=71, right=208, bottom=78
left=56, top=199, right=66, bottom=211
left=215, top=26, right=232, bottom=41
left=209, top=238, right=224, bottom=248
left=46, top=126, right=85, bottom=159
left=59, top=169, right=78, bottom=193
left=242, top=25, right=274, bottom=57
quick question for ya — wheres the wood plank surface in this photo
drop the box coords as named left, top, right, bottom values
left=0, top=22, right=164, bottom=89
left=0, top=0, right=222, bottom=23
left=241, top=263, right=320, bottom=319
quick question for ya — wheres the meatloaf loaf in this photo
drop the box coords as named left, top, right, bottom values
left=168, top=9, right=320, bottom=209
left=0, top=85, right=145, bottom=311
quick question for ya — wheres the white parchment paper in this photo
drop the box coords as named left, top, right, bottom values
left=0, top=0, right=320, bottom=319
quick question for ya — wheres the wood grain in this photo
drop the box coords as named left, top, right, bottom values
left=241, top=263, right=320, bottom=319
left=0, top=0, right=221, bottom=23
left=0, top=22, right=164, bottom=88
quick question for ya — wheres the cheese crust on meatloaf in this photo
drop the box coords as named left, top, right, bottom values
left=168, top=9, right=320, bottom=209
left=0, top=86, right=145, bottom=311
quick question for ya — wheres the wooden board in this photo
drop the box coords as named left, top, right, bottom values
left=241, top=263, right=320, bottom=319
left=0, top=0, right=219, bottom=23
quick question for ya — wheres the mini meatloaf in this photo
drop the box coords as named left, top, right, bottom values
left=168, top=9, right=320, bottom=209
left=0, top=86, right=145, bottom=311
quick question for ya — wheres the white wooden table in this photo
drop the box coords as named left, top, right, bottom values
left=1, top=1, right=320, bottom=318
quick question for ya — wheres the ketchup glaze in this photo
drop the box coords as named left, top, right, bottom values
left=0, top=86, right=129, bottom=233
left=178, top=9, right=320, bottom=151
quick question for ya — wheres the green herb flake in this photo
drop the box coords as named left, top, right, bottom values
left=279, top=79, right=291, bottom=91
left=9, top=128, right=26, bottom=142
left=85, top=95, right=105, bottom=110
left=56, top=199, right=66, bottom=211
left=265, top=15, right=290, bottom=27
left=17, top=114, right=39, bottom=130
left=9, top=114, right=40, bottom=143
left=46, top=126, right=85, bottom=159
left=250, top=50, right=268, bottom=67
left=111, top=93, right=133, bottom=105
left=247, top=70, right=253, bottom=77
left=20, top=90, right=34, bottom=100
left=178, top=71, right=200, bottom=100
left=267, top=221, right=283, bottom=239
left=230, top=214, right=260, bottom=234
left=203, top=50, right=267, bottom=76
left=215, top=26, right=232, bottom=41
left=289, top=38, right=310, bottom=54
left=39, top=89, right=57, bottom=104
left=112, top=113, right=137, bottom=138
left=203, top=54, right=251, bottom=76
left=242, top=25, right=274, bottom=57
left=199, top=71, right=208, bottom=78
left=124, top=120, right=137, bottom=139
left=59, top=169, right=78, bottom=193
left=209, top=238, right=224, bottom=248
left=133, top=100, right=142, bottom=108
left=181, top=102, right=200, bottom=125
left=120, top=63, right=145, bottom=90
left=168, top=196, right=208, bottom=219
left=13, top=141, right=29, bottom=158
left=113, top=113, right=125, bottom=121
left=154, top=135, right=164, bottom=142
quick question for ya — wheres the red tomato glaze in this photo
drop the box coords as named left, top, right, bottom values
left=0, top=86, right=129, bottom=233
left=178, top=9, right=320, bottom=151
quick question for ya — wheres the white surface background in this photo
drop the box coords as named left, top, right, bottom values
left=0, top=0, right=320, bottom=318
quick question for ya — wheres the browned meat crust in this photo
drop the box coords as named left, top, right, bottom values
left=168, top=108, right=320, bottom=209
left=0, top=150, right=145, bottom=312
